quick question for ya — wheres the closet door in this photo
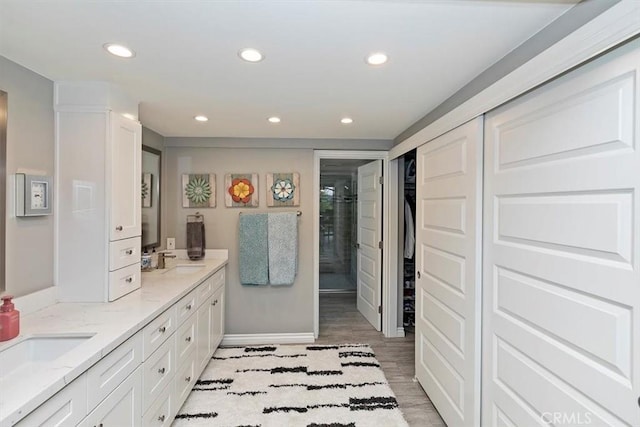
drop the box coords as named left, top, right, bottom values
left=482, top=40, right=640, bottom=426
left=415, top=117, right=482, bottom=427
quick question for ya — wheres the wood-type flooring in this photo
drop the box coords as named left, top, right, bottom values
left=315, top=292, right=447, bottom=427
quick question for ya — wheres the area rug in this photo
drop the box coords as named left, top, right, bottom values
left=173, top=344, right=409, bottom=427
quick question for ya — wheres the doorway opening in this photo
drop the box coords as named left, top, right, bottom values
left=313, top=150, right=397, bottom=339
left=319, top=159, right=369, bottom=293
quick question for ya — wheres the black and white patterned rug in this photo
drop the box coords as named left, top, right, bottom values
left=173, top=344, right=409, bottom=427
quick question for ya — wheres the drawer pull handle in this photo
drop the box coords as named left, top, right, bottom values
left=158, top=415, right=166, bottom=422
left=186, top=303, right=192, bottom=310
left=158, top=326, right=166, bottom=333
left=158, top=367, right=166, bottom=374
left=115, top=225, right=123, bottom=231
left=126, top=249, right=133, bottom=255
left=186, top=336, right=192, bottom=342
left=185, top=376, right=191, bottom=382
left=125, top=277, right=133, bottom=283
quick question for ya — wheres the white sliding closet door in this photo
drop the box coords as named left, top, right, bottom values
left=482, top=40, right=640, bottom=426
left=415, top=117, right=483, bottom=427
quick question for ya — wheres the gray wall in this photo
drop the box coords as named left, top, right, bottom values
left=0, top=56, right=55, bottom=297
left=164, top=146, right=314, bottom=334
left=142, top=127, right=164, bottom=151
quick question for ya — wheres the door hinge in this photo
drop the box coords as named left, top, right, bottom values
left=378, top=241, right=383, bottom=250
left=378, top=305, right=382, bottom=314
left=379, top=176, right=383, bottom=185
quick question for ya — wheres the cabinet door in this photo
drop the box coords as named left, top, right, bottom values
left=211, top=286, right=224, bottom=351
left=79, top=366, right=142, bottom=427
left=196, top=296, right=213, bottom=373
left=110, top=113, right=141, bottom=241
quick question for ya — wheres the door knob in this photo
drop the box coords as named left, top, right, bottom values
left=356, top=243, right=360, bottom=249
left=115, top=225, right=123, bottom=231
left=126, top=249, right=133, bottom=255
left=158, top=367, right=166, bottom=374
left=416, top=271, right=421, bottom=279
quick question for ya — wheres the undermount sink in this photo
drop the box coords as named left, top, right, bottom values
left=0, top=334, right=95, bottom=379
left=162, top=264, right=206, bottom=274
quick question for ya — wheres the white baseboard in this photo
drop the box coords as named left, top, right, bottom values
left=396, top=327, right=406, bottom=338
left=221, top=333, right=316, bottom=346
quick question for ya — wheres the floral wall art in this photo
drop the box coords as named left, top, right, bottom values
left=225, top=173, right=259, bottom=207
left=266, top=172, right=300, bottom=207
left=182, top=173, right=216, bottom=208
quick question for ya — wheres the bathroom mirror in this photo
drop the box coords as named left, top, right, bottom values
left=141, top=145, right=161, bottom=250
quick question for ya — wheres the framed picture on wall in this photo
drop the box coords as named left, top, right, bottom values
left=225, top=173, right=258, bottom=207
left=182, top=173, right=216, bottom=208
left=142, top=172, right=152, bottom=208
left=266, top=172, right=300, bottom=207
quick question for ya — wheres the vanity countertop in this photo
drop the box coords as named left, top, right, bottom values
left=0, top=252, right=228, bottom=427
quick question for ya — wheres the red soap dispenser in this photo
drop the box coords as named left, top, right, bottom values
left=0, top=295, right=20, bottom=341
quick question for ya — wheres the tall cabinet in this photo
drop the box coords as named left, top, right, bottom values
left=55, top=82, right=142, bottom=302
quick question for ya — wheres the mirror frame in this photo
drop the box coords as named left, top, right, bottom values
left=141, top=145, right=161, bottom=250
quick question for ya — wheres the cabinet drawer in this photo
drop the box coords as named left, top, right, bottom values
left=176, top=313, right=197, bottom=366
left=87, top=331, right=142, bottom=410
left=109, top=236, right=141, bottom=271
left=143, top=382, right=173, bottom=427
left=211, top=268, right=225, bottom=291
left=143, top=305, right=177, bottom=360
left=16, top=374, right=87, bottom=427
left=174, top=350, right=197, bottom=409
left=143, top=334, right=176, bottom=412
left=195, top=275, right=214, bottom=308
left=176, top=289, right=197, bottom=325
left=108, top=263, right=141, bottom=302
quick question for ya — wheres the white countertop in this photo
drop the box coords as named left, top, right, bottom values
left=0, top=252, right=228, bottom=427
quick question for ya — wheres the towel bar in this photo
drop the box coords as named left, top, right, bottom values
left=239, top=211, right=301, bottom=216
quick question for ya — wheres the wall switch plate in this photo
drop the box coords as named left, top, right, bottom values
left=167, top=237, right=175, bottom=250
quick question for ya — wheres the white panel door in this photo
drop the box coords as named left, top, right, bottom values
left=483, top=39, right=640, bottom=427
left=110, top=112, right=141, bottom=241
left=357, top=160, right=383, bottom=330
left=415, top=117, right=483, bottom=427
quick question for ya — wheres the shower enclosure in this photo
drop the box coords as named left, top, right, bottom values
left=319, top=174, right=357, bottom=291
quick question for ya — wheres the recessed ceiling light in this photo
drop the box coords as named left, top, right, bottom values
left=239, top=48, right=264, bottom=63
left=194, top=115, right=209, bottom=122
left=268, top=116, right=281, bottom=123
left=103, top=43, right=135, bottom=58
left=341, top=117, right=354, bottom=124
left=366, top=52, right=388, bottom=66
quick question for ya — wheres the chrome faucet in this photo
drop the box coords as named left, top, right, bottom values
left=157, top=252, right=176, bottom=269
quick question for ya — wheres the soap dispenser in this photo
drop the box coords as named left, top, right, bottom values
left=0, top=295, right=20, bottom=341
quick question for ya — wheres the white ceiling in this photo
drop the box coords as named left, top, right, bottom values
left=0, top=0, right=578, bottom=140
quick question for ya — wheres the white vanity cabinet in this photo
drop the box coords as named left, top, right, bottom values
left=55, top=81, right=142, bottom=303
left=8, top=264, right=226, bottom=427
left=195, top=269, right=225, bottom=374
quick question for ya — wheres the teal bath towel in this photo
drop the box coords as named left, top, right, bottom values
left=268, top=212, right=298, bottom=285
left=239, top=213, right=269, bottom=285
